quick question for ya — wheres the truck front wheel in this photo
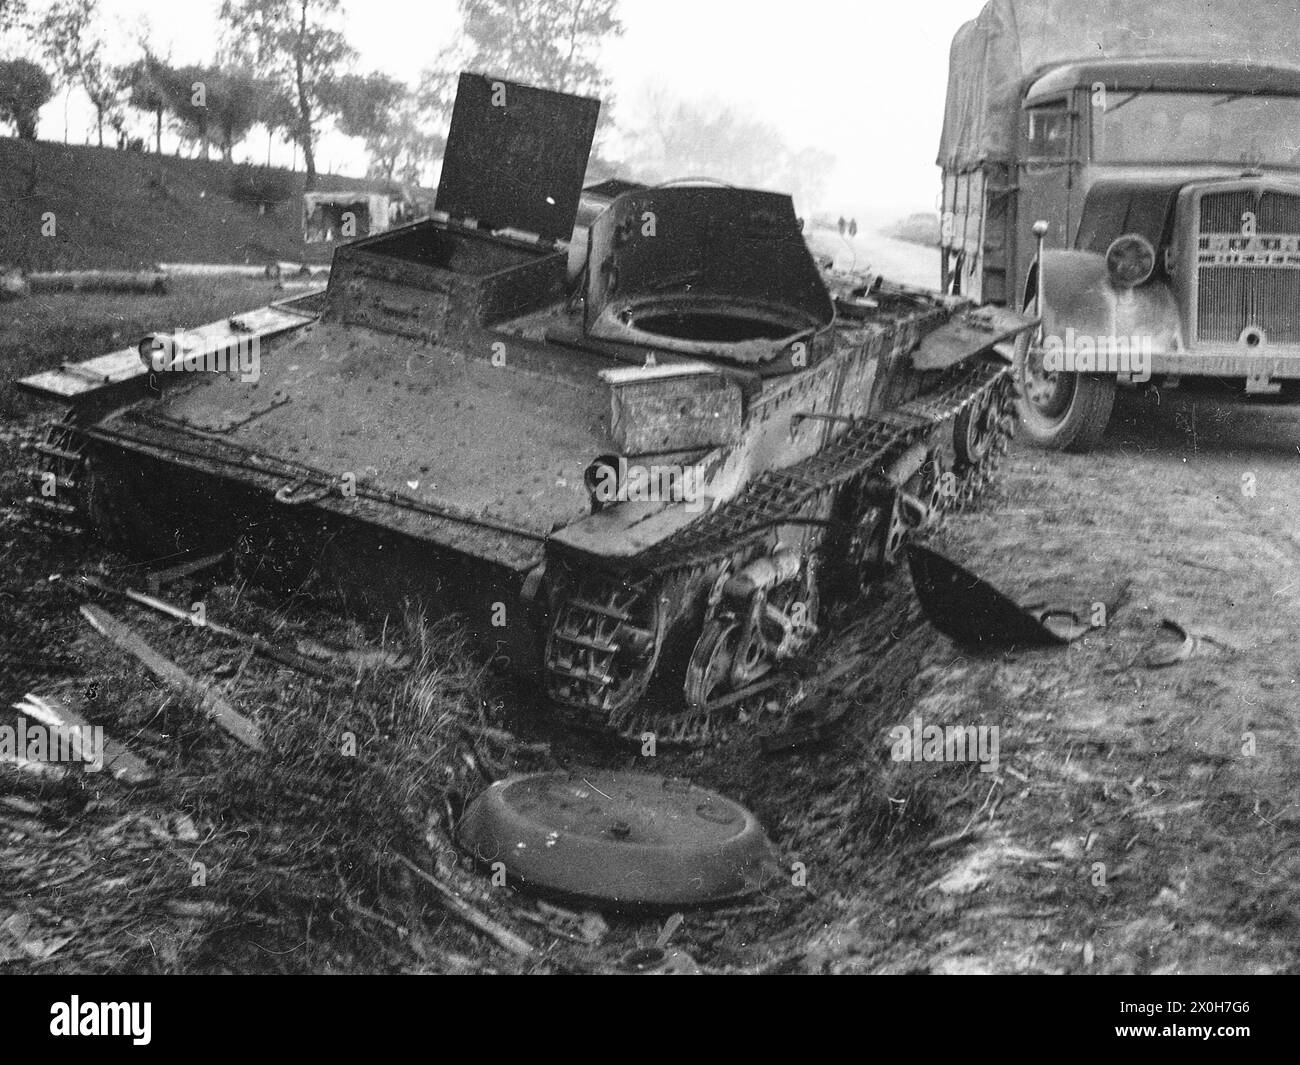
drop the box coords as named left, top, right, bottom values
left=1013, top=306, right=1116, bottom=453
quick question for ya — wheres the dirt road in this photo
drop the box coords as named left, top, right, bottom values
left=807, top=224, right=941, bottom=290
left=682, top=382, right=1300, bottom=973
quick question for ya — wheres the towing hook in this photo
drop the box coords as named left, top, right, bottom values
left=273, top=476, right=334, bottom=506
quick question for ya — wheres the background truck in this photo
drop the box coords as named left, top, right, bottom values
left=302, top=188, right=432, bottom=245
left=939, top=0, right=1300, bottom=450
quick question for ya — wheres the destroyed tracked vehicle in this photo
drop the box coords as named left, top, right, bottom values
left=20, top=74, right=1036, bottom=745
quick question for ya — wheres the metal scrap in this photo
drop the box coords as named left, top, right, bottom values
left=1145, top=618, right=1198, bottom=668
left=908, top=544, right=1127, bottom=650
left=458, top=770, right=781, bottom=908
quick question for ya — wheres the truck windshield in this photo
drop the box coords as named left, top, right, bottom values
left=1092, top=92, right=1300, bottom=168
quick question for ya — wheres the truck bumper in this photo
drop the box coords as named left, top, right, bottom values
left=1149, top=345, right=1300, bottom=379
left=1146, top=346, right=1300, bottom=392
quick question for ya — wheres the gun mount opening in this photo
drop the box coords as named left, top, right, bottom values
left=619, top=297, right=815, bottom=344
left=585, top=186, right=834, bottom=365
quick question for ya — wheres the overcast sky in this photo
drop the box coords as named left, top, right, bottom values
left=23, top=0, right=991, bottom=217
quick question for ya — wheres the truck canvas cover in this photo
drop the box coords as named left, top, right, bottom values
left=939, top=0, right=1300, bottom=170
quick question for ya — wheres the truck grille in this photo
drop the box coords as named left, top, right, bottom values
left=1196, top=189, right=1300, bottom=344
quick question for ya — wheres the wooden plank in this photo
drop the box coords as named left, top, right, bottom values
left=17, top=295, right=323, bottom=402
left=79, top=604, right=264, bottom=751
left=81, top=574, right=336, bottom=680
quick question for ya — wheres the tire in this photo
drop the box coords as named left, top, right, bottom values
left=1012, top=302, right=1116, bottom=453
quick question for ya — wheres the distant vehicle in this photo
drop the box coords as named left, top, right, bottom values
left=302, top=189, right=428, bottom=244
left=940, top=0, right=1300, bottom=450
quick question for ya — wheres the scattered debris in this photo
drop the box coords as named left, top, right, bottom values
left=926, top=827, right=984, bottom=853
left=516, top=900, right=609, bottom=946
left=0, top=267, right=29, bottom=300
left=80, top=575, right=336, bottom=680
left=13, top=693, right=156, bottom=786
left=295, top=636, right=411, bottom=672
left=1145, top=618, right=1198, bottom=668
left=922, top=841, right=1048, bottom=896
left=458, top=771, right=781, bottom=907
left=619, top=945, right=701, bottom=974
left=617, top=912, right=701, bottom=973
left=0, top=747, right=69, bottom=784
left=908, top=544, right=1125, bottom=649
left=759, top=655, right=869, bottom=752
left=0, top=913, right=74, bottom=962
left=144, top=551, right=229, bottom=595
left=79, top=604, right=264, bottom=751
left=392, top=852, right=537, bottom=959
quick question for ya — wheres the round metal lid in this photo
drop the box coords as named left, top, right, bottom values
left=458, top=770, right=779, bottom=907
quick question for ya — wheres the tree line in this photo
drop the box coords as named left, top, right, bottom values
left=0, top=0, right=835, bottom=212
left=0, top=0, right=623, bottom=189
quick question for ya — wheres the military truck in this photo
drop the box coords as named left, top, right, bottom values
left=21, top=74, right=1034, bottom=746
left=302, top=188, right=432, bottom=245
left=940, top=0, right=1300, bottom=450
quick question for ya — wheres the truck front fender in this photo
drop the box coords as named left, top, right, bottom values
left=1028, top=250, right=1182, bottom=358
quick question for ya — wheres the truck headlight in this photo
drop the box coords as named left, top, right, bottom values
left=1105, top=234, right=1156, bottom=288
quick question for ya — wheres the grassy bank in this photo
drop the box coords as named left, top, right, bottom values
left=0, top=137, right=400, bottom=272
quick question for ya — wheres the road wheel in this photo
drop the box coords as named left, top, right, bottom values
left=1013, top=303, right=1116, bottom=453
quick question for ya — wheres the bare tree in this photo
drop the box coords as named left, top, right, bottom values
left=621, top=87, right=837, bottom=215
left=34, top=0, right=103, bottom=144
left=0, top=0, right=29, bottom=36
left=219, top=0, right=354, bottom=189
left=420, top=0, right=622, bottom=137
left=119, top=52, right=171, bottom=154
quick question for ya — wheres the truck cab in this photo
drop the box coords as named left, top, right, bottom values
left=942, top=52, right=1300, bottom=450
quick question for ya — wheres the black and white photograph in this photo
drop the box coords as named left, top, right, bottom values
left=0, top=0, right=1294, bottom=1016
